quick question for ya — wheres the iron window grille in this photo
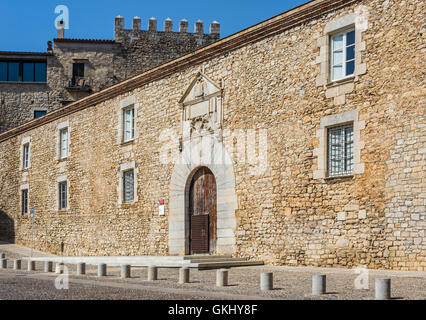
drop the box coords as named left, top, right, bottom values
left=123, top=170, right=134, bottom=204
left=59, top=182, right=67, bottom=210
left=22, top=189, right=28, bottom=216
left=327, top=125, right=354, bottom=177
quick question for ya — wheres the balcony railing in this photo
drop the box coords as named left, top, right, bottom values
left=65, top=77, right=92, bottom=91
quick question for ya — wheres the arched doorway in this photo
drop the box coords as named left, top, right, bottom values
left=188, top=167, right=217, bottom=255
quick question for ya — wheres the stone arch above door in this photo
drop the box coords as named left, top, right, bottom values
left=169, top=138, right=238, bottom=256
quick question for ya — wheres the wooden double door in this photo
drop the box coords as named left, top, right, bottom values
left=188, top=167, right=217, bottom=255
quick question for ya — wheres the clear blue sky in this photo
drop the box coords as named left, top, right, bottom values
left=0, top=0, right=308, bottom=52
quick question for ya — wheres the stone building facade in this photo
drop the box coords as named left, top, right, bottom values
left=0, top=17, right=220, bottom=133
left=0, top=0, right=424, bottom=271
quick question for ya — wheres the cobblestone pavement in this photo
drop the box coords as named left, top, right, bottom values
left=0, top=258, right=425, bottom=300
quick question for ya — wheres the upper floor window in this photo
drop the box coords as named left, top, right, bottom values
left=328, top=125, right=354, bottom=177
left=72, top=63, right=85, bottom=86
left=123, top=107, right=135, bottom=142
left=60, top=128, right=69, bottom=159
left=23, top=143, right=30, bottom=169
left=34, top=110, right=47, bottom=119
left=0, top=61, right=47, bottom=83
left=330, top=29, right=355, bottom=82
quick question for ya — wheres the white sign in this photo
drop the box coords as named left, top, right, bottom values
left=31, top=208, right=34, bottom=217
left=159, top=205, right=165, bottom=216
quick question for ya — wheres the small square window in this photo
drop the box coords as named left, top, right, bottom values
left=34, top=110, right=47, bottom=119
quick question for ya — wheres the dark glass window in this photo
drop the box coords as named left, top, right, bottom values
left=59, top=182, right=67, bottom=210
left=34, top=110, right=47, bottom=119
left=34, top=63, right=47, bottom=82
left=0, top=61, right=46, bottom=82
left=0, top=62, right=7, bottom=81
left=22, top=189, right=28, bottom=215
left=72, top=63, right=85, bottom=85
left=8, top=62, right=20, bottom=81
left=23, top=63, right=35, bottom=82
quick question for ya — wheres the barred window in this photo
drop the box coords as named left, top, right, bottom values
left=328, top=125, right=354, bottom=177
left=22, top=189, right=28, bottom=216
left=123, top=170, right=134, bottom=203
left=59, top=181, right=67, bottom=210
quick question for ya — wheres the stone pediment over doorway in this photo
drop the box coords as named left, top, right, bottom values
left=180, top=72, right=223, bottom=145
left=179, top=72, right=222, bottom=107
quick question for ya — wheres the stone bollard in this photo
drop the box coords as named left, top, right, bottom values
left=27, top=260, right=35, bottom=271
left=121, top=264, right=131, bottom=279
left=14, top=259, right=21, bottom=270
left=216, top=269, right=229, bottom=287
left=0, top=253, right=5, bottom=259
left=77, top=263, right=86, bottom=275
left=147, top=266, right=158, bottom=281
left=260, top=272, right=273, bottom=291
left=312, top=275, right=327, bottom=295
left=55, top=263, right=64, bottom=274
left=179, top=267, right=190, bottom=284
left=1, top=259, right=7, bottom=269
left=44, top=261, right=53, bottom=273
left=375, top=278, right=391, bottom=300
left=98, top=264, right=107, bottom=277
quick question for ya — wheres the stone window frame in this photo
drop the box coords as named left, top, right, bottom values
left=314, top=110, right=365, bottom=180
left=32, top=107, right=48, bottom=119
left=117, top=96, right=139, bottom=145
left=117, top=161, right=139, bottom=206
left=56, top=121, right=71, bottom=160
left=56, top=175, right=70, bottom=213
left=19, top=136, right=31, bottom=171
left=316, top=6, right=368, bottom=105
left=20, top=184, right=29, bottom=217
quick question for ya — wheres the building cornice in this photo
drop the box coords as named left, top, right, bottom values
left=0, top=0, right=361, bottom=143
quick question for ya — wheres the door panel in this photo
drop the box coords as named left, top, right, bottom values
left=189, top=167, right=217, bottom=255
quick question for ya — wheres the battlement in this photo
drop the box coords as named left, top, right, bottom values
left=114, top=16, right=220, bottom=44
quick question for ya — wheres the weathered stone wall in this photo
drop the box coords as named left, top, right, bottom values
left=0, top=18, right=220, bottom=133
left=0, top=0, right=424, bottom=271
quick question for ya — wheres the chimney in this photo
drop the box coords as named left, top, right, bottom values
left=114, top=15, right=125, bottom=41
left=164, top=18, right=173, bottom=32
left=57, top=20, right=65, bottom=39
left=179, top=19, right=188, bottom=33
left=210, top=21, right=220, bottom=36
left=148, top=17, right=157, bottom=32
left=195, top=20, right=204, bottom=34
left=133, top=16, right=141, bottom=31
